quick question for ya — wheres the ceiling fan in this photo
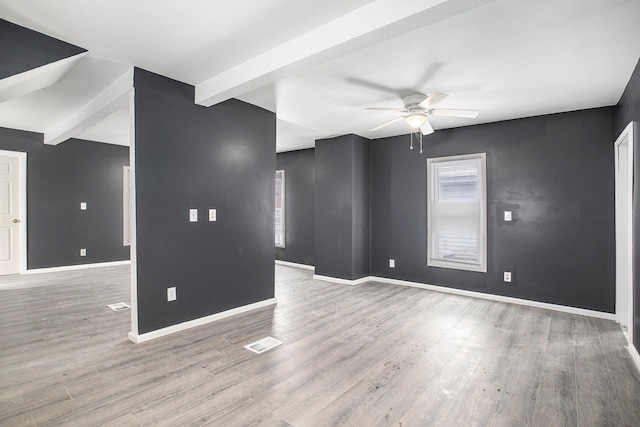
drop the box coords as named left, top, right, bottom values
left=366, top=92, right=479, bottom=136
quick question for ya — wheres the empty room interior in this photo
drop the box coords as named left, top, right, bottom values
left=1, top=0, right=640, bottom=425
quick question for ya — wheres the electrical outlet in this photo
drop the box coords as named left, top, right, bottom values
left=503, top=271, right=512, bottom=283
left=189, top=209, right=198, bottom=222
left=80, top=202, right=87, bottom=210
left=209, top=209, right=217, bottom=222
left=80, top=248, right=86, bottom=256
left=504, top=210, right=512, bottom=222
left=389, top=259, right=395, bottom=268
left=167, top=286, right=177, bottom=301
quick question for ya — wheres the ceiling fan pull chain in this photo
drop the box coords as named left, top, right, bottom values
left=420, top=132, right=423, bottom=154
left=410, top=132, right=414, bottom=150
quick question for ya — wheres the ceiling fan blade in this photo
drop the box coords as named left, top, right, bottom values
left=370, top=116, right=405, bottom=131
left=429, top=109, right=479, bottom=118
left=365, top=107, right=407, bottom=112
left=418, top=92, right=449, bottom=109
left=420, top=119, right=434, bottom=135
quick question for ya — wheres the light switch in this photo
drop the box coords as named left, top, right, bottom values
left=189, top=209, right=198, bottom=222
left=167, top=287, right=177, bottom=301
left=209, top=209, right=217, bottom=222
left=389, top=259, right=395, bottom=268
left=80, top=202, right=87, bottom=210
left=504, top=210, right=512, bottom=222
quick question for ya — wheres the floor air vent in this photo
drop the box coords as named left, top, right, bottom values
left=244, top=336, right=283, bottom=354
left=107, top=302, right=130, bottom=311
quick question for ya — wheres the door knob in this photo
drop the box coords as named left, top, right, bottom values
left=12, top=219, right=20, bottom=223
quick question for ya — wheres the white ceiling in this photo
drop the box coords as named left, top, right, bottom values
left=1, top=0, right=639, bottom=151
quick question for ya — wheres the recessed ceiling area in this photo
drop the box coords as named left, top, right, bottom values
left=1, top=0, right=639, bottom=151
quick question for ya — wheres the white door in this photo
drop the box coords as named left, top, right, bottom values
left=0, top=152, right=24, bottom=275
left=614, top=123, right=634, bottom=342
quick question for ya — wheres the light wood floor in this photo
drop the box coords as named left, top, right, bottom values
left=1, top=265, right=639, bottom=426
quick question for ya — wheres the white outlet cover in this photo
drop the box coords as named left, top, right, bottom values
left=389, top=259, right=395, bottom=268
left=504, top=211, right=512, bottom=221
left=167, top=287, right=177, bottom=301
left=189, top=209, right=198, bottom=222
left=80, top=202, right=87, bottom=210
left=209, top=209, right=216, bottom=221
left=80, top=248, right=86, bottom=256
left=503, top=271, right=512, bottom=282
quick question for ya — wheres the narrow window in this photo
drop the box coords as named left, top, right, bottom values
left=275, top=170, right=285, bottom=248
left=123, top=166, right=131, bottom=246
left=427, top=153, right=486, bottom=272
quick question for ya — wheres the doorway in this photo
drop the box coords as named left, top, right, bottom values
left=614, top=122, right=634, bottom=343
left=0, top=150, right=26, bottom=275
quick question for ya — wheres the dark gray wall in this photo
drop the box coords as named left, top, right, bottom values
left=370, top=108, right=616, bottom=312
left=315, top=136, right=353, bottom=279
left=616, top=58, right=640, bottom=347
left=315, top=134, right=370, bottom=280
left=275, top=148, right=315, bottom=266
left=351, top=135, right=371, bottom=278
left=0, top=19, right=86, bottom=79
left=616, top=59, right=640, bottom=133
left=0, top=127, right=130, bottom=268
left=134, top=68, right=276, bottom=334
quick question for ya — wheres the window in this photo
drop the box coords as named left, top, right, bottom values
left=123, top=166, right=131, bottom=246
left=427, top=153, right=486, bottom=272
left=275, top=170, right=285, bottom=247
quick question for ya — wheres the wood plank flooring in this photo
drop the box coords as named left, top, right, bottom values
left=1, top=265, right=639, bottom=426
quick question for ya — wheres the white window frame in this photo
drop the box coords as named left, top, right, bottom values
left=427, top=153, right=487, bottom=272
left=123, top=165, right=131, bottom=246
left=275, top=169, right=285, bottom=248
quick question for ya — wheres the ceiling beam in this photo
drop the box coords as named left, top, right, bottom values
left=0, top=52, right=86, bottom=103
left=195, top=0, right=489, bottom=107
left=44, top=68, right=132, bottom=145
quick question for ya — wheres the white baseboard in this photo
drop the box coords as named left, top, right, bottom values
left=24, top=260, right=131, bottom=274
left=275, top=260, right=315, bottom=271
left=312, top=273, right=615, bottom=321
left=313, top=274, right=373, bottom=286
left=128, top=298, right=277, bottom=344
left=372, top=276, right=615, bottom=320
left=628, top=342, right=640, bottom=375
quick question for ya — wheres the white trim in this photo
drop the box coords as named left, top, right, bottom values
left=312, top=273, right=615, bottom=320
left=370, top=276, right=615, bottom=320
left=427, top=152, right=487, bottom=273
left=275, top=260, right=315, bottom=271
left=313, top=274, right=373, bottom=286
left=128, top=298, right=277, bottom=344
left=627, top=342, right=640, bottom=375
left=127, top=89, right=139, bottom=337
left=24, top=260, right=131, bottom=275
left=0, top=150, right=27, bottom=274
left=19, top=153, right=26, bottom=274
left=614, top=121, right=634, bottom=344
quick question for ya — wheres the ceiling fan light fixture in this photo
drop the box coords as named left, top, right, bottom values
left=406, top=113, right=427, bottom=128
